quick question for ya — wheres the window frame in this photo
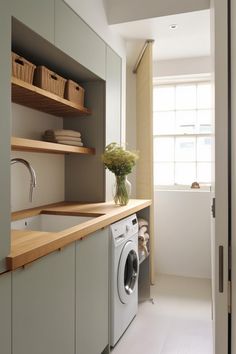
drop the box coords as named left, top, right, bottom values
left=153, top=74, right=213, bottom=191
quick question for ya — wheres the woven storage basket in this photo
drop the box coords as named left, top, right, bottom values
left=12, top=52, right=36, bottom=84
left=34, top=66, right=66, bottom=97
left=64, top=79, right=85, bottom=106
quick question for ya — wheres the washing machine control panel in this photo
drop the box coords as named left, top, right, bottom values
left=110, top=214, right=138, bottom=246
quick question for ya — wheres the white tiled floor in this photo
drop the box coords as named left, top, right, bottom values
left=112, top=274, right=213, bottom=354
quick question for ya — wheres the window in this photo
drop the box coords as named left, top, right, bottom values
left=153, top=79, right=212, bottom=188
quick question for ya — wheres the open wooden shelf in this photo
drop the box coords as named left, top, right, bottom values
left=11, top=77, right=92, bottom=117
left=11, top=137, right=95, bottom=155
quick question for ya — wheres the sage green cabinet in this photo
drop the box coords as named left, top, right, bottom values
left=105, top=46, right=122, bottom=200
left=55, top=0, right=106, bottom=79
left=76, top=228, right=109, bottom=354
left=0, top=1, right=11, bottom=273
left=12, top=244, right=75, bottom=354
left=11, top=0, right=54, bottom=43
left=0, top=272, right=11, bottom=354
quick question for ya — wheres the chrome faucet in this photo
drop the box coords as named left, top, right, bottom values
left=11, top=158, right=37, bottom=202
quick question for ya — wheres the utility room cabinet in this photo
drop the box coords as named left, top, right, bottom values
left=11, top=0, right=54, bottom=43
left=0, top=273, right=11, bottom=354
left=76, top=228, right=109, bottom=354
left=55, top=0, right=106, bottom=80
left=105, top=47, right=122, bottom=201
left=12, top=244, right=75, bottom=354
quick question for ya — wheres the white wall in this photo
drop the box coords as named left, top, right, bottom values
left=154, top=190, right=211, bottom=278
left=106, top=0, right=210, bottom=25
left=154, top=56, right=212, bottom=77
left=11, top=103, right=64, bottom=211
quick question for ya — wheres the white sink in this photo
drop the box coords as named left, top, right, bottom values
left=11, top=214, right=95, bottom=232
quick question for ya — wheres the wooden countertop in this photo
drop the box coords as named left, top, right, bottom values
left=8, top=199, right=151, bottom=270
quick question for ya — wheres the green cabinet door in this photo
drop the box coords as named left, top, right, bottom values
left=76, top=229, right=109, bottom=354
left=12, top=244, right=75, bottom=354
left=11, top=0, right=54, bottom=43
left=0, top=1, right=11, bottom=273
left=55, top=0, right=106, bottom=79
left=105, top=47, right=122, bottom=200
left=0, top=272, right=11, bottom=354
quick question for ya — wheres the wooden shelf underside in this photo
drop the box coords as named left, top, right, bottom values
left=11, top=77, right=92, bottom=117
left=11, top=137, right=95, bottom=155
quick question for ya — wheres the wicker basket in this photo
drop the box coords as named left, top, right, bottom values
left=12, top=52, right=36, bottom=84
left=34, top=66, right=66, bottom=97
left=64, top=79, right=85, bottom=106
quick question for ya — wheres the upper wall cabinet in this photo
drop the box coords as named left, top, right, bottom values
left=11, top=0, right=54, bottom=43
left=106, top=46, right=121, bottom=145
left=105, top=47, right=122, bottom=200
left=55, top=0, right=106, bottom=80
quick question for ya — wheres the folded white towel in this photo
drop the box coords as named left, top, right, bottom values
left=144, top=233, right=149, bottom=241
left=54, top=129, right=81, bottom=138
left=138, top=218, right=148, bottom=228
left=55, top=135, right=82, bottom=142
left=57, top=140, right=84, bottom=147
left=138, top=226, right=148, bottom=237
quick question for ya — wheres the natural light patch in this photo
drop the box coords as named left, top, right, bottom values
left=153, top=79, right=212, bottom=188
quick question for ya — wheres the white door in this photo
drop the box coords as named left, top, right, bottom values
left=210, top=0, right=230, bottom=353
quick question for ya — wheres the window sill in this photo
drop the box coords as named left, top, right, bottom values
left=154, top=185, right=211, bottom=192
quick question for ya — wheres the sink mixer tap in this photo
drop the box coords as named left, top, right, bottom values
left=11, top=158, right=37, bottom=202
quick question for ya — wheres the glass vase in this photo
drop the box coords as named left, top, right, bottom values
left=113, top=175, right=131, bottom=206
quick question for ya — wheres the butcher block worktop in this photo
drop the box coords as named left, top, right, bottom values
left=8, top=199, right=151, bottom=270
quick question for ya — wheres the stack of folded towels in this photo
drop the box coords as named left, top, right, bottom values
left=138, top=218, right=150, bottom=260
left=42, top=129, right=83, bottom=147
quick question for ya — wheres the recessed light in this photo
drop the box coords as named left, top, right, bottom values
left=169, top=24, right=178, bottom=30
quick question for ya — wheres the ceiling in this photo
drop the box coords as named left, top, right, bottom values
left=110, top=10, right=210, bottom=66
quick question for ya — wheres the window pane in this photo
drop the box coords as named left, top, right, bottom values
left=197, top=162, right=211, bottom=183
left=154, top=137, right=174, bottom=162
left=175, top=110, right=197, bottom=134
left=175, top=163, right=196, bottom=185
left=197, top=83, right=212, bottom=109
left=153, top=111, right=175, bottom=135
left=175, top=137, right=196, bottom=162
left=176, top=85, right=196, bottom=110
left=154, top=86, right=175, bottom=111
left=154, top=162, right=174, bottom=185
left=197, top=110, right=212, bottom=133
left=197, top=137, right=212, bottom=161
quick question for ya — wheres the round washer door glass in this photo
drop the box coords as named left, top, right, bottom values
left=118, top=240, right=139, bottom=304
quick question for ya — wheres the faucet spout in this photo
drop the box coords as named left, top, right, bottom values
left=11, top=158, right=37, bottom=202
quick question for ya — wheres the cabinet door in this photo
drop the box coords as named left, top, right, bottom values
left=12, top=244, right=75, bottom=354
left=0, top=1, right=11, bottom=273
left=0, top=272, right=11, bottom=354
left=55, top=0, right=106, bottom=79
left=106, top=46, right=122, bottom=200
left=11, top=0, right=54, bottom=43
left=76, top=229, right=109, bottom=354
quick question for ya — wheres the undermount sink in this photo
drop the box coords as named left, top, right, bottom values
left=11, top=214, right=96, bottom=232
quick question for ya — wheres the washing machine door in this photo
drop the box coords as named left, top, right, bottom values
left=118, top=240, right=139, bottom=304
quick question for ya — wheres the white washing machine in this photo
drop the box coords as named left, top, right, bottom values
left=110, top=214, right=139, bottom=347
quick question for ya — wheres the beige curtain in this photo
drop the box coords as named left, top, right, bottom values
left=135, top=42, right=155, bottom=284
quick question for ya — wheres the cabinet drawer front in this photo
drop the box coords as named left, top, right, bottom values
left=0, top=273, right=11, bottom=354
left=55, top=0, right=106, bottom=80
left=76, top=229, right=109, bottom=354
left=12, top=244, right=75, bottom=354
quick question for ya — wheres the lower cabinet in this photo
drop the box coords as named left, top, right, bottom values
left=0, top=272, right=11, bottom=354
left=12, top=243, right=75, bottom=354
left=76, top=228, right=109, bottom=354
